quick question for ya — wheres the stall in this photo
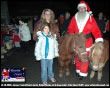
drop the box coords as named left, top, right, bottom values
left=1, top=24, right=19, bottom=59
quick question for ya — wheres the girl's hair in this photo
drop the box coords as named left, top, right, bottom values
left=40, top=9, right=55, bottom=23
left=41, top=22, right=55, bottom=38
left=40, top=22, right=50, bottom=32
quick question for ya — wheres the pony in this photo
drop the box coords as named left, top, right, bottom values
left=58, top=32, right=88, bottom=77
left=89, top=39, right=109, bottom=81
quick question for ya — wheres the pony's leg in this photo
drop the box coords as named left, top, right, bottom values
left=90, top=70, right=95, bottom=79
left=98, top=68, right=103, bottom=81
left=59, top=60, right=65, bottom=77
left=65, top=60, right=71, bottom=76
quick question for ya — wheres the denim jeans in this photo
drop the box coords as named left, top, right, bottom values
left=41, top=59, right=54, bottom=82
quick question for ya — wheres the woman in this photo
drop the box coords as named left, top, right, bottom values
left=33, top=9, right=60, bottom=41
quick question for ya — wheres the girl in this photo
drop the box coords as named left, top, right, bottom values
left=34, top=23, right=59, bottom=85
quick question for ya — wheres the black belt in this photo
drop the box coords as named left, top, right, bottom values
left=85, top=33, right=92, bottom=39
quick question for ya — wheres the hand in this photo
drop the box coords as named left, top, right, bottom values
left=33, top=36, right=38, bottom=41
left=33, top=34, right=37, bottom=41
left=54, top=56, right=59, bottom=58
left=33, top=36, right=36, bottom=41
left=103, top=31, right=106, bottom=33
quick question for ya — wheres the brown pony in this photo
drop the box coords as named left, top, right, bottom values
left=58, top=33, right=88, bottom=77
left=89, top=39, right=109, bottom=81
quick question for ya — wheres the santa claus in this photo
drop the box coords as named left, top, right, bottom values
left=68, top=1, right=103, bottom=80
left=2, top=69, right=9, bottom=81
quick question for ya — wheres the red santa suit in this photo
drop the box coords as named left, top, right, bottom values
left=2, top=70, right=9, bottom=80
left=2, top=71, right=9, bottom=76
left=68, top=1, right=103, bottom=77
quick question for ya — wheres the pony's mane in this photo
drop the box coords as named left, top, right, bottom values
left=91, top=42, right=104, bottom=57
left=74, top=33, right=86, bottom=41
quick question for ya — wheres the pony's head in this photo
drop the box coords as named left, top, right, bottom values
left=89, top=42, right=104, bottom=71
left=69, top=32, right=88, bottom=62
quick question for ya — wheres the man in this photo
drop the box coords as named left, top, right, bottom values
left=95, top=12, right=105, bottom=37
left=61, top=12, right=71, bottom=36
left=68, top=1, right=103, bottom=80
left=33, top=16, right=39, bottom=29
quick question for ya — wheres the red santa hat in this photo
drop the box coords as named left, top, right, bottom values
left=77, top=1, right=92, bottom=14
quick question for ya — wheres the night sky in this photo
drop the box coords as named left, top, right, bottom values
left=5, top=0, right=109, bottom=18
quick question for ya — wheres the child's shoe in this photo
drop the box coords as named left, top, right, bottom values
left=50, top=78, right=56, bottom=82
left=43, top=82, right=48, bottom=86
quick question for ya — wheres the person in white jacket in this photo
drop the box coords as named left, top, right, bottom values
left=19, top=20, right=31, bottom=53
left=34, top=23, right=59, bottom=85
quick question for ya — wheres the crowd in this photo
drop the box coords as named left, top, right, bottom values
left=1, top=0, right=109, bottom=86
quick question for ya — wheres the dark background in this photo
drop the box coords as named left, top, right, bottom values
left=4, top=0, right=110, bottom=18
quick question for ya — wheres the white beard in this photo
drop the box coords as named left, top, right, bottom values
left=77, top=12, right=86, bottom=23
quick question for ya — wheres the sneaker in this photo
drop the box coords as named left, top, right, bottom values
left=43, top=82, right=48, bottom=85
left=50, top=78, right=56, bottom=82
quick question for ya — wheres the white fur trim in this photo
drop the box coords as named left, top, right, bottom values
left=76, top=70, right=80, bottom=73
left=95, top=38, right=104, bottom=43
left=86, top=46, right=92, bottom=51
left=89, top=11, right=92, bottom=15
left=79, top=72, right=88, bottom=77
left=75, top=12, right=90, bottom=33
left=77, top=3, right=87, bottom=10
left=76, top=70, right=88, bottom=77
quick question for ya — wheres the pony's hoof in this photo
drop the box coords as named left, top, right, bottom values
left=59, top=73, right=63, bottom=77
left=98, top=72, right=102, bottom=81
left=66, top=72, right=70, bottom=76
left=98, top=78, right=101, bottom=81
left=90, top=74, right=94, bottom=79
left=90, top=71, right=95, bottom=79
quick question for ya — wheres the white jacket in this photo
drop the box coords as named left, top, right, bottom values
left=34, top=31, right=59, bottom=60
left=19, top=23, right=31, bottom=41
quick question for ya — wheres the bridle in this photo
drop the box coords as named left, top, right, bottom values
left=73, top=39, right=88, bottom=63
left=90, top=57, right=104, bottom=71
left=89, top=48, right=104, bottom=71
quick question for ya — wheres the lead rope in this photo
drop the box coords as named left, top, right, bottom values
left=72, top=38, right=78, bottom=64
